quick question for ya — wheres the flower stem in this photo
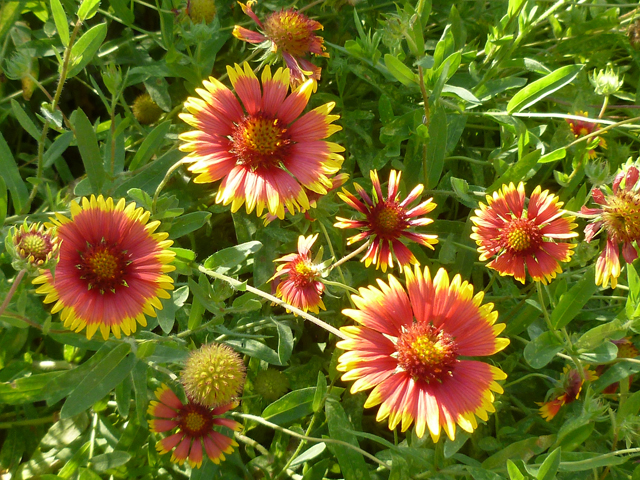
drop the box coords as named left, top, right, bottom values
left=328, top=240, right=371, bottom=271
left=598, top=95, right=610, bottom=119
left=318, top=220, right=353, bottom=305
left=0, top=269, right=26, bottom=318
left=152, top=157, right=188, bottom=214
left=0, top=414, right=57, bottom=429
left=322, top=279, right=359, bottom=295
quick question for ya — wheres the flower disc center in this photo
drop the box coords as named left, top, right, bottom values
left=396, top=323, right=458, bottom=384
left=291, top=258, right=317, bottom=286
left=18, top=233, right=49, bottom=260
left=370, top=202, right=405, bottom=239
left=264, top=10, right=313, bottom=57
left=502, top=218, right=541, bottom=253
left=78, top=242, right=129, bottom=294
left=602, top=192, right=640, bottom=243
left=178, top=404, right=214, bottom=438
left=232, top=115, right=289, bottom=168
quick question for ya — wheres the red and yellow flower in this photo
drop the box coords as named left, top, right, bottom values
left=582, top=164, right=640, bottom=288
left=233, top=1, right=328, bottom=85
left=149, top=384, right=242, bottom=468
left=470, top=182, right=578, bottom=284
left=566, top=111, right=607, bottom=159
left=179, top=63, right=344, bottom=220
left=33, top=195, right=175, bottom=340
left=337, top=265, right=509, bottom=441
left=538, top=366, right=597, bottom=421
left=272, top=233, right=325, bottom=314
left=335, top=170, right=438, bottom=272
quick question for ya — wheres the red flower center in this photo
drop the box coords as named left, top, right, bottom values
left=602, top=192, right=640, bottom=243
left=396, top=322, right=458, bottom=383
left=501, top=218, right=542, bottom=253
left=17, top=233, right=51, bottom=261
left=231, top=115, right=289, bottom=169
left=291, top=258, right=317, bottom=286
left=369, top=202, right=406, bottom=239
left=178, top=403, right=214, bottom=438
left=264, top=10, right=315, bottom=57
left=77, top=241, right=130, bottom=294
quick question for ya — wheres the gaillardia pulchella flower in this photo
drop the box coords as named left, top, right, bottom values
left=272, top=233, right=325, bottom=314
left=335, top=170, right=438, bottom=272
left=149, top=384, right=242, bottom=468
left=538, top=366, right=597, bottom=421
left=179, top=63, right=344, bottom=220
left=7, top=221, right=59, bottom=273
left=566, top=111, right=607, bottom=159
left=181, top=343, right=246, bottom=407
left=233, top=1, right=328, bottom=85
left=33, top=195, right=175, bottom=340
left=470, top=182, right=578, bottom=284
left=337, top=265, right=509, bottom=441
left=582, top=164, right=640, bottom=288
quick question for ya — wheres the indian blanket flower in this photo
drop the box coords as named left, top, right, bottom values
left=179, top=63, right=344, bottom=220
left=337, top=265, right=509, bottom=441
left=566, top=111, right=607, bottom=159
left=582, top=164, right=640, bottom=288
left=538, top=366, right=597, bottom=421
left=470, top=182, right=578, bottom=284
left=334, top=170, right=438, bottom=272
left=33, top=195, right=175, bottom=340
left=233, top=1, right=328, bottom=85
left=7, top=221, right=59, bottom=274
left=272, top=233, right=325, bottom=313
left=149, top=384, right=242, bottom=468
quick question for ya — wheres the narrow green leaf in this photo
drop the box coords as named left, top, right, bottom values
left=50, top=0, right=69, bottom=46
left=617, top=390, right=640, bottom=424
left=537, top=447, right=561, bottom=480
left=556, top=452, right=627, bottom=472
left=524, top=331, right=563, bottom=369
left=90, top=451, right=131, bottom=472
left=0, top=372, right=62, bottom=405
left=71, top=109, right=105, bottom=194
left=43, top=131, right=73, bottom=168
left=77, top=0, right=101, bottom=21
left=168, top=211, right=211, bottom=239
left=227, top=339, right=282, bottom=366
left=312, top=371, right=327, bottom=413
left=488, top=148, right=541, bottom=192
left=0, top=175, right=7, bottom=226
left=67, top=23, right=108, bottom=78
left=425, top=107, right=448, bottom=189
left=507, top=460, right=525, bottom=480
left=0, top=132, right=28, bottom=213
left=575, top=319, right=623, bottom=351
left=131, top=360, right=148, bottom=428
left=507, top=64, right=583, bottom=113
left=262, top=387, right=315, bottom=425
left=538, top=147, right=566, bottom=164
left=551, top=267, right=596, bottom=329
left=128, top=121, right=171, bottom=171
left=275, top=320, right=294, bottom=365
left=384, top=54, right=417, bottom=86
left=0, top=1, right=24, bottom=45
left=203, top=241, right=262, bottom=274
left=11, top=99, right=40, bottom=140
left=114, top=150, right=183, bottom=196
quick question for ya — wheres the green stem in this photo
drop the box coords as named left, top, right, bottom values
left=152, top=157, right=188, bottom=214
left=418, top=66, right=430, bottom=187
left=318, top=220, right=352, bottom=301
left=276, top=414, right=319, bottom=479
left=322, top=279, right=359, bottom=295
left=0, top=414, right=57, bottom=429
left=0, top=269, right=26, bottom=317
left=598, top=95, right=610, bottom=119
left=504, top=373, right=558, bottom=389
left=328, top=240, right=371, bottom=271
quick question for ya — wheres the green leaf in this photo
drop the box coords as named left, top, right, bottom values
left=71, top=109, right=106, bottom=194
left=575, top=319, right=623, bottom=351
left=578, top=341, right=618, bottom=364
left=551, top=267, right=596, bottom=329
left=507, top=460, right=525, bottom=480
left=157, top=285, right=189, bottom=333
left=274, top=320, right=294, bottom=365
left=537, top=447, right=561, bottom=480
left=507, top=64, right=583, bottom=113
left=425, top=106, right=448, bottom=189
left=60, top=343, right=135, bottom=419
left=11, top=99, right=40, bottom=140
left=114, top=150, right=184, bottom=196
left=168, top=211, right=211, bottom=239
left=556, top=452, right=627, bottom=472
left=0, top=132, right=28, bottom=214
left=262, top=387, right=316, bottom=425
left=482, top=435, right=556, bottom=470
left=0, top=372, right=62, bottom=405
left=0, top=175, right=6, bottom=226
left=43, top=131, right=73, bottom=168
left=312, top=371, right=327, bottom=413
left=384, top=54, right=416, bottom=86
left=227, top=339, right=282, bottom=366
left=617, top=390, right=640, bottom=424
left=90, top=451, right=131, bottom=472
left=538, top=147, right=566, bottom=164
left=67, top=23, right=108, bottom=78
left=524, top=331, right=563, bottom=369
left=41, top=414, right=89, bottom=448
left=203, top=241, right=262, bottom=274
left=289, top=444, right=326, bottom=469
left=77, top=0, right=100, bottom=21
left=128, top=121, right=171, bottom=171
left=50, top=0, right=69, bottom=46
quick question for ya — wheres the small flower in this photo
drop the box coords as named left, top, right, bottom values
left=181, top=343, right=246, bottom=407
left=470, top=182, right=578, bottom=284
left=589, top=65, right=624, bottom=96
left=233, top=1, right=328, bottom=85
left=597, top=338, right=639, bottom=394
left=566, top=111, right=607, bottom=159
left=272, top=233, right=325, bottom=314
left=582, top=164, right=640, bottom=288
left=148, top=384, right=242, bottom=468
left=538, top=366, right=597, bottom=421
left=179, top=63, right=344, bottom=220
left=132, top=93, right=164, bottom=125
left=33, top=195, right=175, bottom=340
left=6, top=221, right=59, bottom=273
left=335, top=170, right=438, bottom=272
left=337, top=265, right=509, bottom=441
left=187, top=0, right=216, bottom=23
left=253, top=369, right=290, bottom=401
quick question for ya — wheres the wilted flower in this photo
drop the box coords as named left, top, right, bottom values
left=7, top=221, right=59, bottom=273
left=337, top=265, right=509, bottom=441
left=566, top=111, right=607, bottom=159
left=335, top=170, right=438, bottom=272
left=233, top=1, right=328, bottom=85
left=589, top=65, right=624, bottom=96
left=470, top=182, right=578, bottom=284
left=538, top=366, right=597, bottom=421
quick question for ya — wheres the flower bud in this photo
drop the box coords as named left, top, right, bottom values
left=6, top=222, right=59, bottom=274
left=132, top=93, right=163, bottom=125
left=589, top=65, right=624, bottom=96
left=188, top=0, right=216, bottom=24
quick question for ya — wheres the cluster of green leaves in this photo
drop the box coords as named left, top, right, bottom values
left=2, top=0, right=640, bottom=478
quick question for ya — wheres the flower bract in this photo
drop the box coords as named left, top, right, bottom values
left=149, top=384, right=242, bottom=468
left=336, top=265, right=509, bottom=441
left=335, top=169, right=438, bottom=272
left=470, top=182, right=578, bottom=284
left=33, top=195, right=175, bottom=340
left=7, top=221, right=59, bottom=274
left=179, top=63, right=344, bottom=220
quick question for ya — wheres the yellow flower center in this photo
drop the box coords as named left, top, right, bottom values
left=602, top=191, right=640, bottom=243
left=289, top=257, right=318, bottom=287
left=231, top=115, right=289, bottom=169
left=184, top=411, right=206, bottom=432
left=20, top=233, right=47, bottom=256
left=178, top=403, right=215, bottom=438
left=264, top=10, right=315, bottom=57
left=78, top=241, right=130, bottom=294
left=87, top=249, right=119, bottom=281
left=370, top=202, right=405, bottom=239
left=502, top=218, right=541, bottom=253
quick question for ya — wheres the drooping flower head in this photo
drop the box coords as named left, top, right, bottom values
left=582, top=163, right=640, bottom=288
left=538, top=366, right=597, bottom=421
left=6, top=221, right=59, bottom=274
left=179, top=63, right=344, bottom=220
left=33, top=195, right=175, bottom=340
left=233, top=1, right=328, bottom=85
left=335, top=170, right=438, bottom=272
left=272, top=233, right=325, bottom=314
left=337, top=265, right=509, bottom=441
left=149, top=384, right=242, bottom=468
left=566, top=111, right=607, bottom=159
left=181, top=343, right=246, bottom=407
left=470, top=182, right=578, bottom=284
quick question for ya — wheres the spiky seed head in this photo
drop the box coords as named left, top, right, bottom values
left=132, top=93, right=163, bottom=125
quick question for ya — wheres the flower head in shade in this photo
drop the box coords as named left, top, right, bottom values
left=272, top=233, right=325, bottom=314
left=233, top=1, right=328, bottom=85
left=33, top=195, right=175, bottom=340
left=7, top=221, right=59, bottom=274
left=149, top=384, right=242, bottom=468
left=566, top=111, right=607, bottom=159
left=179, top=63, right=344, bottom=220
left=582, top=164, right=640, bottom=289
left=181, top=343, right=246, bottom=407
left=597, top=338, right=639, bottom=394
left=470, top=182, right=578, bottom=284
left=336, top=265, right=509, bottom=441
left=335, top=170, right=438, bottom=272
left=538, top=366, right=597, bottom=421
